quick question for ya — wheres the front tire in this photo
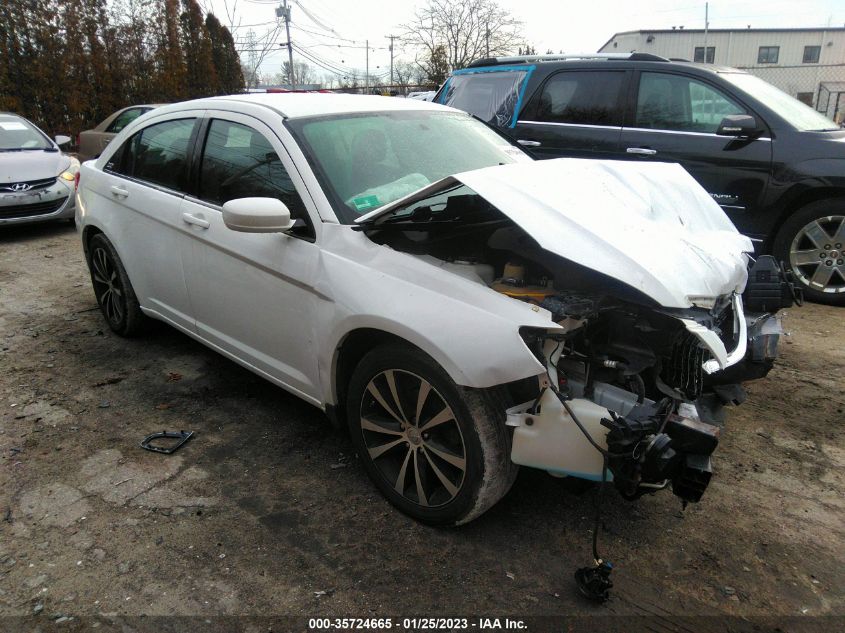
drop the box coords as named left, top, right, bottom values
left=86, top=234, right=148, bottom=336
left=345, top=345, right=517, bottom=526
left=773, top=200, right=845, bottom=306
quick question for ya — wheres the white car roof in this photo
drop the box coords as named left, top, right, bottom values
left=155, top=93, right=452, bottom=119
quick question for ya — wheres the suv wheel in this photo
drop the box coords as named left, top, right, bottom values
left=345, top=345, right=517, bottom=526
left=86, top=233, right=149, bottom=336
left=773, top=199, right=845, bottom=306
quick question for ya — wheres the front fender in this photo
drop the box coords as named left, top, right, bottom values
left=316, top=226, right=560, bottom=405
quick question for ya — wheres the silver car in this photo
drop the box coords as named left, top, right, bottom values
left=0, top=112, right=79, bottom=227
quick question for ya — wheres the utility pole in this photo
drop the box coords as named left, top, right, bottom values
left=387, top=34, right=396, bottom=85
left=276, top=0, right=295, bottom=89
left=703, top=2, right=709, bottom=63
left=365, top=38, right=369, bottom=94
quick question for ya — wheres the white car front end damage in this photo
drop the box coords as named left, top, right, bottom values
left=355, top=157, right=788, bottom=504
left=77, top=96, right=796, bottom=537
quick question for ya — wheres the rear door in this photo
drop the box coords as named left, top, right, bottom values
left=513, top=69, right=630, bottom=159
left=177, top=113, right=323, bottom=401
left=620, top=70, right=772, bottom=235
left=95, top=112, right=202, bottom=331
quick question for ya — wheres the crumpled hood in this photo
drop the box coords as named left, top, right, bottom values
left=359, top=158, right=752, bottom=309
left=0, top=151, right=69, bottom=183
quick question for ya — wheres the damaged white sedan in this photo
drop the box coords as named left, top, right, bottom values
left=76, top=94, right=794, bottom=527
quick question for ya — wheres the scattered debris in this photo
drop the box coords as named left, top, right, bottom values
left=93, top=376, right=124, bottom=387
left=33, top=603, right=44, bottom=615
left=506, top=572, right=515, bottom=580
left=140, top=430, right=193, bottom=455
left=166, top=372, right=182, bottom=382
left=98, top=401, right=110, bottom=408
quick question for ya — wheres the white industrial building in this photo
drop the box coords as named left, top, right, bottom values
left=599, top=27, right=845, bottom=119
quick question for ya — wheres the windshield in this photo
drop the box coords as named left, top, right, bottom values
left=287, top=110, right=530, bottom=223
left=0, top=115, right=52, bottom=151
left=721, top=72, right=839, bottom=131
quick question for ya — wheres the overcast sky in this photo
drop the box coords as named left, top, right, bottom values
left=205, top=0, right=845, bottom=80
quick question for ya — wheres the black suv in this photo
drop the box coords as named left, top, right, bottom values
left=435, top=53, right=845, bottom=305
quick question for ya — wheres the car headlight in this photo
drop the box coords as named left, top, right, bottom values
left=58, top=157, right=80, bottom=182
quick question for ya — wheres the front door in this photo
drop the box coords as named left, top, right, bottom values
left=178, top=113, right=323, bottom=402
left=620, top=71, right=772, bottom=238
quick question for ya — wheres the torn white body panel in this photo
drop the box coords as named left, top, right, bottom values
left=359, top=158, right=753, bottom=309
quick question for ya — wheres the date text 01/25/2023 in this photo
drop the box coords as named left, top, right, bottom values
left=308, top=617, right=527, bottom=630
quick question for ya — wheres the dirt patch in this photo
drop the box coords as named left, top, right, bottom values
left=0, top=222, right=843, bottom=624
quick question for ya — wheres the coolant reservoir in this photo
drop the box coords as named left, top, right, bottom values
left=508, top=389, right=612, bottom=481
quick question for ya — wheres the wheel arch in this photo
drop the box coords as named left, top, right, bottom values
left=329, top=328, right=444, bottom=426
left=81, top=224, right=104, bottom=256
left=768, top=185, right=845, bottom=251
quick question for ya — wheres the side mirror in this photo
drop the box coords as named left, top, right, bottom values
left=54, top=134, right=72, bottom=147
left=222, top=197, right=295, bottom=233
left=716, top=114, right=759, bottom=137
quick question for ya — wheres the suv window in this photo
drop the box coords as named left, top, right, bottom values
left=198, top=119, right=309, bottom=224
left=117, top=118, right=196, bottom=191
left=106, top=108, right=148, bottom=134
left=534, top=71, right=625, bottom=126
left=635, top=72, right=746, bottom=133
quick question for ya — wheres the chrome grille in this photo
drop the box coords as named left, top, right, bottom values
left=0, top=177, right=57, bottom=193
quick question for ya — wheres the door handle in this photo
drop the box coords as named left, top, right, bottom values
left=182, top=213, right=210, bottom=229
left=517, top=139, right=542, bottom=147
left=626, top=147, right=657, bottom=156
left=109, top=185, right=129, bottom=197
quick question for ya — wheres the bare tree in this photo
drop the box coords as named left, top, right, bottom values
left=212, top=0, right=283, bottom=88
left=402, top=0, right=522, bottom=72
left=266, top=61, right=315, bottom=87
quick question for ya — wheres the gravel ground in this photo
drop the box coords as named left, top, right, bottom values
left=0, top=222, right=843, bottom=632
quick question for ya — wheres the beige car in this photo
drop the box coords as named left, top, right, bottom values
left=77, top=105, right=163, bottom=162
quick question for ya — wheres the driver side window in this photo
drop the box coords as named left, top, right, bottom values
left=198, top=119, right=308, bottom=218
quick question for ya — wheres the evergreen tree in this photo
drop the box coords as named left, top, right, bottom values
left=180, top=0, right=217, bottom=98
left=206, top=13, right=244, bottom=95
left=154, top=0, right=187, bottom=101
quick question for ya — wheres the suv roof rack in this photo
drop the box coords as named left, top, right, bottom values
left=467, top=52, right=670, bottom=68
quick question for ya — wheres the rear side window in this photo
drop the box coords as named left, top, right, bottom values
left=117, top=118, right=196, bottom=191
left=534, top=71, right=626, bottom=126
left=438, top=66, right=534, bottom=128
left=198, top=119, right=309, bottom=221
left=635, top=72, right=746, bottom=133
left=106, top=108, right=148, bottom=134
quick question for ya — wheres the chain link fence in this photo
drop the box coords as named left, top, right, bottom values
left=735, top=63, right=845, bottom=123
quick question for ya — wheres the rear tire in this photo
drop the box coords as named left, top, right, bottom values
left=86, top=233, right=148, bottom=336
left=773, top=199, right=845, bottom=306
left=345, top=344, right=517, bottom=526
